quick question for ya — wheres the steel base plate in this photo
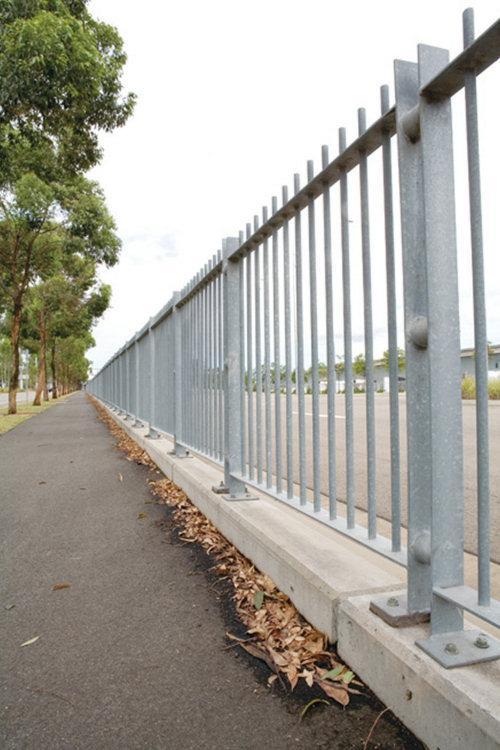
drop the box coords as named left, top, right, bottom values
left=416, top=629, right=500, bottom=668
left=370, top=592, right=430, bottom=627
left=145, top=429, right=161, bottom=440
left=221, top=492, right=259, bottom=502
left=212, top=483, right=229, bottom=494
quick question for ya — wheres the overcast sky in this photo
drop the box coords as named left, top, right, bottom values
left=87, top=0, right=500, bottom=373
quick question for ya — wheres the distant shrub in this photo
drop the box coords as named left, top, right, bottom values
left=489, top=379, right=500, bottom=400
left=462, top=376, right=476, bottom=399
left=461, top=376, right=500, bottom=400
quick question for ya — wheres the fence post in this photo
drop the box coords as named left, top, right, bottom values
left=146, top=319, right=160, bottom=438
left=414, top=44, right=473, bottom=667
left=172, top=291, right=188, bottom=457
left=220, top=237, right=253, bottom=499
left=133, top=338, right=143, bottom=427
left=125, top=345, right=133, bottom=420
left=370, top=58, right=432, bottom=627
left=118, top=352, right=125, bottom=416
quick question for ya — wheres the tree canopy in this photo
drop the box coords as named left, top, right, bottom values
left=0, top=0, right=134, bottom=412
left=0, top=0, right=136, bottom=176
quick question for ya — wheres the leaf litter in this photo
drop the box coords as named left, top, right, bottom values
left=90, top=396, right=362, bottom=707
left=150, top=475, right=362, bottom=705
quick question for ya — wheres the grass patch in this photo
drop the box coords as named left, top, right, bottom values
left=489, top=379, right=500, bottom=400
left=0, top=395, right=70, bottom=435
left=461, top=376, right=500, bottom=400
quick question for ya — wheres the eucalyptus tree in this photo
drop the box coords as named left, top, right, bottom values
left=55, top=332, right=94, bottom=394
left=0, top=0, right=135, bottom=413
left=23, top=249, right=111, bottom=404
left=0, top=175, right=120, bottom=411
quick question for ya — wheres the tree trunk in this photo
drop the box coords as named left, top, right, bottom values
left=33, top=312, right=47, bottom=407
left=8, top=303, right=22, bottom=415
left=51, top=340, right=58, bottom=399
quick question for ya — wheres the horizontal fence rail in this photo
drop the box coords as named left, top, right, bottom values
left=88, top=8, right=500, bottom=669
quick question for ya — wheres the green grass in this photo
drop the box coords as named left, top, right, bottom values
left=461, top=376, right=500, bottom=400
left=489, top=379, right=500, bottom=400
left=0, top=395, right=69, bottom=435
left=461, top=376, right=476, bottom=400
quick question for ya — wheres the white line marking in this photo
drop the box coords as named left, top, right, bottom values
left=292, top=410, right=345, bottom=419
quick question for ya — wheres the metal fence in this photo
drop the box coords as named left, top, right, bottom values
left=88, top=8, right=500, bottom=668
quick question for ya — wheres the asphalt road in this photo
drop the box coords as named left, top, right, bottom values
left=0, top=390, right=36, bottom=408
left=0, top=392, right=419, bottom=750
left=251, top=393, right=499, bottom=562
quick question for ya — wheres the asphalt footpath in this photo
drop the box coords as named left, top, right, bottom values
left=0, top=392, right=420, bottom=750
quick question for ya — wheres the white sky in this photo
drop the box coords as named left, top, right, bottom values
left=87, top=0, right=500, bottom=373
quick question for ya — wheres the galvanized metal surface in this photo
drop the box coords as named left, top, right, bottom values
left=87, top=8, right=500, bottom=669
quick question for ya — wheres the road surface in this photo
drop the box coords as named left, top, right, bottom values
left=0, top=392, right=419, bottom=749
left=245, top=393, right=500, bottom=561
left=0, top=390, right=36, bottom=408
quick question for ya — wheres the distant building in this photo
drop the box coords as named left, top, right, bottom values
left=373, top=344, right=500, bottom=391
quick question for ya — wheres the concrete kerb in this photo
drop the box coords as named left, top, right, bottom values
left=104, top=408, right=403, bottom=639
left=100, top=403, right=500, bottom=750
left=338, top=595, right=500, bottom=750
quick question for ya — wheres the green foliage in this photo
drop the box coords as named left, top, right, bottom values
left=489, top=379, right=500, bottom=400
left=0, top=335, right=11, bottom=385
left=305, top=362, right=328, bottom=382
left=461, top=376, right=500, bottom=400
left=55, top=333, right=92, bottom=386
left=0, top=174, right=120, bottom=301
left=381, top=347, right=406, bottom=371
left=353, top=353, right=366, bottom=377
left=0, top=2, right=136, bottom=174
left=461, top=376, right=476, bottom=399
left=0, top=0, right=133, bottom=411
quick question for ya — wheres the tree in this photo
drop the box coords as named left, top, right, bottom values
left=0, top=335, right=11, bottom=388
left=335, top=357, right=345, bottom=378
left=55, top=332, right=94, bottom=393
left=23, top=250, right=111, bottom=404
left=381, top=347, right=405, bottom=371
left=0, top=2, right=134, bottom=413
left=0, top=175, right=120, bottom=411
left=353, top=353, right=366, bottom=377
left=0, top=1, right=136, bottom=176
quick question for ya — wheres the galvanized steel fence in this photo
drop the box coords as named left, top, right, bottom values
left=88, top=9, right=500, bottom=668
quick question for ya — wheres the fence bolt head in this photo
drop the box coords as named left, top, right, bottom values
left=444, top=642, right=458, bottom=655
left=386, top=597, right=399, bottom=607
left=410, top=530, right=431, bottom=564
left=408, top=315, right=428, bottom=349
left=474, top=635, right=489, bottom=650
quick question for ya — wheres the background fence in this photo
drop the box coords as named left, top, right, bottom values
left=88, top=8, right=500, bottom=668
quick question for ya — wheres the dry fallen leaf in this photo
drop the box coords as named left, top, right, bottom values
left=118, top=473, right=123, bottom=482
left=21, top=636, right=40, bottom=647
left=137, top=512, right=147, bottom=519
left=90, top=396, right=360, bottom=705
left=253, top=590, right=265, bottom=610
left=315, top=677, right=350, bottom=706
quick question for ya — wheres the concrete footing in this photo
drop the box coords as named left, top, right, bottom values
left=101, top=404, right=500, bottom=750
